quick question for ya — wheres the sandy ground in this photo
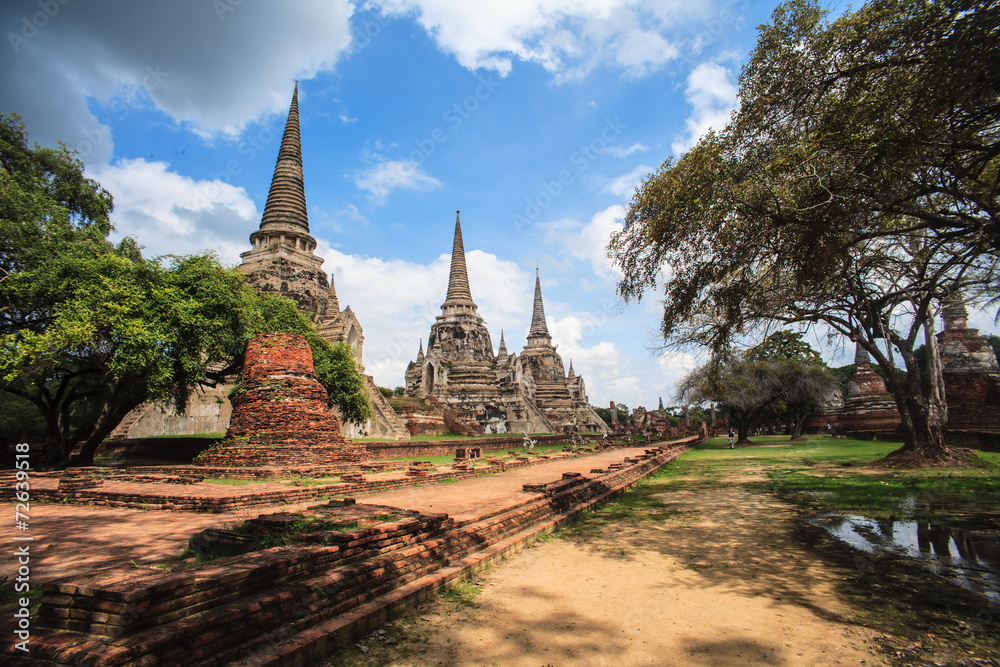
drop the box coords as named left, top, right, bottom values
left=335, top=483, right=886, bottom=666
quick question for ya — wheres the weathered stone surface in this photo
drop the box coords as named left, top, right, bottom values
left=237, top=84, right=406, bottom=441
left=835, top=345, right=902, bottom=435
left=937, top=299, right=1000, bottom=430
left=405, top=216, right=608, bottom=435
left=193, top=333, right=368, bottom=467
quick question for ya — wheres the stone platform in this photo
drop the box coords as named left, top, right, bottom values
left=2, top=446, right=610, bottom=513
left=0, top=439, right=695, bottom=666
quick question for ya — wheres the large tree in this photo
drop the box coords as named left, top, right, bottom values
left=746, top=333, right=837, bottom=440
left=610, top=0, right=999, bottom=464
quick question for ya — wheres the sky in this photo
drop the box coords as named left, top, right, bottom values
left=2, top=0, right=996, bottom=412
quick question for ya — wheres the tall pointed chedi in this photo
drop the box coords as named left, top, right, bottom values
left=425, top=211, right=492, bottom=362
left=259, top=81, right=309, bottom=235
left=520, top=268, right=566, bottom=382
left=238, top=82, right=409, bottom=440
left=518, top=267, right=608, bottom=431
left=239, top=82, right=329, bottom=321
left=526, top=268, right=552, bottom=348
left=441, top=211, right=479, bottom=318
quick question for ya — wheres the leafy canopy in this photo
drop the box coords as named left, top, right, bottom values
left=610, top=0, right=999, bottom=461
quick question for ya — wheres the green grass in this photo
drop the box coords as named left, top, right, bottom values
left=203, top=477, right=258, bottom=485
left=668, top=434, right=1000, bottom=518
left=439, top=579, right=482, bottom=607
left=283, top=477, right=340, bottom=486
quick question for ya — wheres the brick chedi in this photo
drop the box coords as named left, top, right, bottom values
left=834, top=343, right=902, bottom=435
left=237, top=82, right=407, bottom=440
left=936, top=297, right=1000, bottom=430
left=404, top=213, right=608, bottom=434
left=194, top=333, right=368, bottom=467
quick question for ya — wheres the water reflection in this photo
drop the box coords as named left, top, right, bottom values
left=812, top=513, right=1000, bottom=602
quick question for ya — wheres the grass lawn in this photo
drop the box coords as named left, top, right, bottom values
left=660, top=434, right=1000, bottom=518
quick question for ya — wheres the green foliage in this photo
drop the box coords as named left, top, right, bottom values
left=0, top=391, right=46, bottom=442
left=610, top=0, right=999, bottom=460
left=745, top=331, right=820, bottom=363
left=592, top=405, right=612, bottom=427
left=322, top=341, right=373, bottom=425
left=0, top=113, right=372, bottom=458
left=377, top=386, right=394, bottom=399
left=0, top=114, right=267, bottom=463
left=393, top=386, right=405, bottom=397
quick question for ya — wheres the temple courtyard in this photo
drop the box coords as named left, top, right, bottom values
left=3, top=434, right=997, bottom=665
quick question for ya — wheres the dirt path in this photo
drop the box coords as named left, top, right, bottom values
left=335, top=476, right=886, bottom=666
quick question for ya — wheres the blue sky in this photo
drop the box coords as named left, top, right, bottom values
left=3, top=0, right=995, bottom=411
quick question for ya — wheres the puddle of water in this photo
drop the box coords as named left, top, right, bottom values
left=812, top=513, right=1000, bottom=603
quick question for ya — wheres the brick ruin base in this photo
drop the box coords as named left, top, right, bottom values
left=20, top=440, right=695, bottom=666
left=194, top=333, right=368, bottom=467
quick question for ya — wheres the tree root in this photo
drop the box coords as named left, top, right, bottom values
left=875, top=445, right=977, bottom=469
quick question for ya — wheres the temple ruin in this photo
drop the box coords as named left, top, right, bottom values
left=112, top=83, right=408, bottom=441
left=808, top=297, right=1000, bottom=437
left=404, top=213, right=607, bottom=434
left=936, top=298, right=1000, bottom=431
left=194, top=333, right=369, bottom=466
left=236, top=82, right=407, bottom=440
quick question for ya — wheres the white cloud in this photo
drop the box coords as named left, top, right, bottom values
left=602, top=164, right=652, bottom=198
left=605, top=142, right=648, bottom=158
left=316, top=241, right=531, bottom=387
left=369, top=0, right=706, bottom=79
left=354, top=158, right=443, bottom=203
left=542, top=204, right=625, bottom=278
left=655, top=350, right=699, bottom=401
left=0, top=0, right=355, bottom=155
left=671, top=59, right=738, bottom=155
left=612, top=28, right=679, bottom=79
left=93, top=158, right=257, bottom=264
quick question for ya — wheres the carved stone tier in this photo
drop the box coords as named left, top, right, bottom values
left=836, top=344, right=901, bottom=434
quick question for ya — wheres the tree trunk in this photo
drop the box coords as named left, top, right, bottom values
left=69, top=385, right=147, bottom=465
left=877, top=314, right=956, bottom=466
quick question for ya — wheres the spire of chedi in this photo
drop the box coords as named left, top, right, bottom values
left=441, top=211, right=479, bottom=318
left=259, top=80, right=309, bottom=234
left=239, top=82, right=327, bottom=320
left=526, top=268, right=552, bottom=347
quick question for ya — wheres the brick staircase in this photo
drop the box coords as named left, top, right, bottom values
left=21, top=444, right=691, bottom=666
